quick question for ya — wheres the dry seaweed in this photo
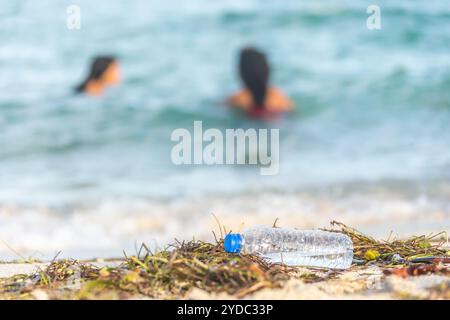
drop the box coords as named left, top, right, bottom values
left=327, top=221, right=449, bottom=264
left=0, top=240, right=292, bottom=299
left=0, top=221, right=449, bottom=300
left=97, top=240, right=292, bottom=299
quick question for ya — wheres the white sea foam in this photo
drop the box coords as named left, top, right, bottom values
left=1, top=187, right=449, bottom=260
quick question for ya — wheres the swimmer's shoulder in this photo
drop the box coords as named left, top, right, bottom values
left=265, top=87, right=294, bottom=112
left=227, top=89, right=253, bottom=110
left=227, top=87, right=295, bottom=113
left=83, top=80, right=104, bottom=96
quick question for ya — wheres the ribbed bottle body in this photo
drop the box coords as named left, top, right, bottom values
left=241, top=226, right=353, bottom=269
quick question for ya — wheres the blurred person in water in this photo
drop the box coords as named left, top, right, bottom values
left=75, top=56, right=121, bottom=96
left=227, top=47, right=294, bottom=120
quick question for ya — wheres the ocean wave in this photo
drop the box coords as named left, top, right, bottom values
left=0, top=0, right=449, bottom=221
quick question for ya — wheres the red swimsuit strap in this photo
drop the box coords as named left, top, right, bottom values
left=248, top=106, right=279, bottom=121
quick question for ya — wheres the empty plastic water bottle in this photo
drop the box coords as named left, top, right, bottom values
left=224, top=226, right=353, bottom=269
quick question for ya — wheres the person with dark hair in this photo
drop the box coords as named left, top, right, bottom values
left=227, top=47, right=293, bottom=119
left=75, top=56, right=121, bottom=96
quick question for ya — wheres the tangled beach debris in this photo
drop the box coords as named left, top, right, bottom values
left=0, top=222, right=448, bottom=300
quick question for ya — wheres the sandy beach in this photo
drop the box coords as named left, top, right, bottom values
left=1, top=261, right=448, bottom=300
left=1, top=221, right=448, bottom=300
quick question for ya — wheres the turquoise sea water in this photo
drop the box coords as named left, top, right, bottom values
left=0, top=1, right=449, bottom=258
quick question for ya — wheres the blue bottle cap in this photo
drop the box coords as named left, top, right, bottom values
left=224, top=233, right=243, bottom=253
